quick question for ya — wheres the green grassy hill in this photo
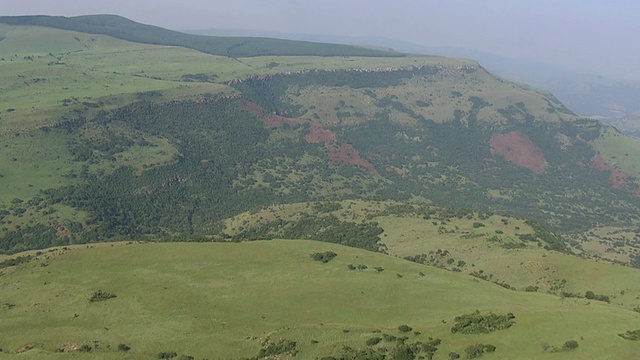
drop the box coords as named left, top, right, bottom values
left=1, top=16, right=640, bottom=360
left=223, top=200, right=640, bottom=310
left=0, top=15, right=402, bottom=58
left=1, top=240, right=639, bottom=359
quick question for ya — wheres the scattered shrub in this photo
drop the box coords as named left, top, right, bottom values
left=310, top=251, right=337, bottom=263
left=366, top=337, right=382, bottom=346
left=562, top=340, right=579, bottom=350
left=618, top=329, right=640, bottom=341
left=117, top=344, right=131, bottom=352
left=88, top=290, right=117, bottom=302
left=464, top=344, right=496, bottom=358
left=255, top=339, right=297, bottom=358
left=585, top=290, right=610, bottom=303
left=398, top=324, right=413, bottom=333
left=157, top=352, right=177, bottom=359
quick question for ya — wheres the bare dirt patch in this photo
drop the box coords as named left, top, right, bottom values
left=304, top=123, right=336, bottom=143
left=242, top=98, right=377, bottom=174
left=490, top=131, right=547, bottom=173
left=590, top=154, right=629, bottom=189
left=240, top=99, right=304, bottom=128
left=328, top=144, right=379, bottom=175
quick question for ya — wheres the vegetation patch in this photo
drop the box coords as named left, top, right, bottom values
left=618, top=329, right=640, bottom=341
left=88, top=290, right=117, bottom=303
left=310, top=251, right=337, bottom=263
left=450, top=311, right=515, bottom=334
left=464, top=343, right=497, bottom=359
left=249, top=339, right=297, bottom=359
left=323, top=337, right=441, bottom=360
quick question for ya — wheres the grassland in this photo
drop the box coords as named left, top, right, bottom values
left=224, top=200, right=640, bottom=312
left=0, top=240, right=639, bottom=359
left=284, top=65, right=577, bottom=126
left=593, top=126, right=640, bottom=177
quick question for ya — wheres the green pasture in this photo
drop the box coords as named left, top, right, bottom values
left=0, top=240, right=639, bottom=359
left=593, top=126, right=640, bottom=177
left=375, top=214, right=640, bottom=311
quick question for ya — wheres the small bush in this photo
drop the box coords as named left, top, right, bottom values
left=398, top=324, right=413, bottom=333
left=618, top=329, right=640, bottom=341
left=117, top=344, right=131, bottom=352
left=464, top=343, right=495, bottom=358
left=366, top=337, right=382, bottom=346
left=562, top=340, right=578, bottom=350
left=89, top=290, right=117, bottom=303
left=157, top=352, right=177, bottom=359
left=472, top=222, right=485, bottom=228
left=448, top=352, right=460, bottom=359
left=257, top=339, right=297, bottom=358
left=310, top=251, right=337, bottom=263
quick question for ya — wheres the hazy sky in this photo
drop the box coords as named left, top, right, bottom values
left=2, top=0, right=639, bottom=80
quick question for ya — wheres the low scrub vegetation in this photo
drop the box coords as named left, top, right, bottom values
left=450, top=311, right=515, bottom=334
left=310, top=251, right=338, bottom=263
left=88, top=290, right=117, bottom=303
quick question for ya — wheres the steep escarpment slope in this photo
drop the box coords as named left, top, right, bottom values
left=0, top=17, right=639, bottom=253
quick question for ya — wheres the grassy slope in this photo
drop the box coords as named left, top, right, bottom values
left=593, top=126, right=640, bottom=177
left=377, top=214, right=640, bottom=306
left=0, top=14, right=402, bottom=58
left=1, top=241, right=639, bottom=359
left=223, top=201, right=640, bottom=310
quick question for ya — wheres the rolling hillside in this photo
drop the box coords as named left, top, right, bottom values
left=1, top=241, right=639, bottom=359
left=1, top=14, right=640, bottom=360
left=1, top=17, right=640, bottom=253
left=0, top=15, right=401, bottom=58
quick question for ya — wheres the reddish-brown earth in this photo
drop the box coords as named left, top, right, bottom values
left=304, top=123, right=336, bottom=143
left=241, top=99, right=377, bottom=175
left=328, top=144, right=379, bottom=175
left=590, top=154, right=629, bottom=190
left=490, top=131, right=547, bottom=173
left=240, top=99, right=304, bottom=128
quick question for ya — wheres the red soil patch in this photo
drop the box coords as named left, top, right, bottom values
left=240, top=99, right=304, bottom=128
left=490, top=131, right=547, bottom=173
left=306, top=125, right=378, bottom=175
left=328, top=144, right=379, bottom=175
left=241, top=98, right=377, bottom=175
left=590, top=154, right=629, bottom=189
left=304, top=123, right=336, bottom=143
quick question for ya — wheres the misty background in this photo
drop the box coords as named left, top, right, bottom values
left=3, top=0, right=640, bottom=129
